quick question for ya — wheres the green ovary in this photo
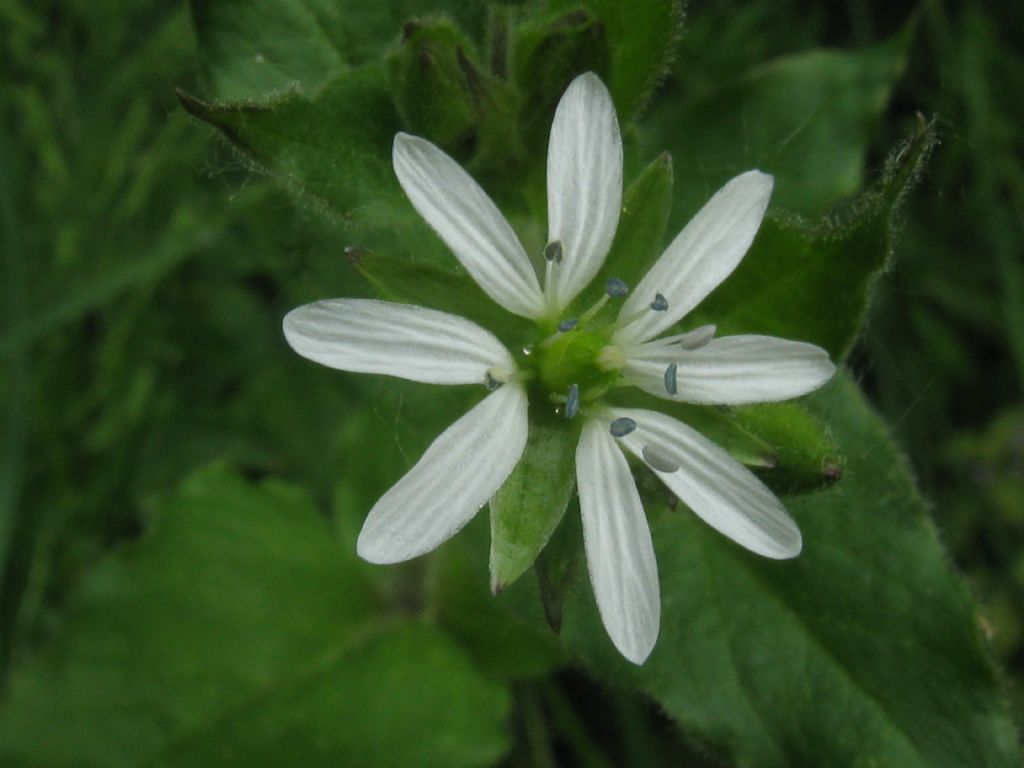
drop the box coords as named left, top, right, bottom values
left=533, top=328, right=621, bottom=397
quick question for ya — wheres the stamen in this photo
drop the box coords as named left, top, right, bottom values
left=543, top=241, right=562, bottom=316
left=567, top=278, right=631, bottom=331
left=577, top=295, right=609, bottom=326
left=609, top=417, right=636, bottom=437
left=564, top=384, right=580, bottom=419
left=642, top=445, right=679, bottom=473
left=484, top=371, right=501, bottom=390
left=557, top=318, right=578, bottom=332
left=663, top=363, right=678, bottom=396
left=677, top=324, right=716, bottom=350
left=605, top=277, right=630, bottom=297
left=615, top=290, right=672, bottom=331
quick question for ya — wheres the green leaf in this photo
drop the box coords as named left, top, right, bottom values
left=557, top=375, right=1020, bottom=767
left=0, top=467, right=510, bottom=768
left=0, top=186, right=269, bottom=361
left=645, top=35, right=910, bottom=220
left=189, top=0, right=349, bottom=99
left=178, top=65, right=402, bottom=225
left=691, top=116, right=938, bottom=360
left=189, top=0, right=490, bottom=99
left=489, top=407, right=580, bottom=592
left=0, top=113, right=29, bottom=667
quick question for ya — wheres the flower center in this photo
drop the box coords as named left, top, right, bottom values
left=533, top=327, right=619, bottom=398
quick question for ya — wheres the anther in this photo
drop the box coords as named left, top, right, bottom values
left=605, top=277, right=630, bottom=297
left=557, top=318, right=578, bottom=332
left=484, top=371, right=501, bottom=391
left=642, top=445, right=679, bottom=473
left=677, top=324, right=716, bottom=350
left=663, top=363, right=678, bottom=395
left=609, top=417, right=637, bottom=437
left=615, top=289, right=673, bottom=331
left=564, top=384, right=580, bottom=419
left=544, top=240, right=563, bottom=263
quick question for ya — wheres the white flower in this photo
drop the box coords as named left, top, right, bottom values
left=284, top=73, right=835, bottom=665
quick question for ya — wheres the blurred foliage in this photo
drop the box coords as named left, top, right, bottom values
left=1, top=0, right=1022, bottom=765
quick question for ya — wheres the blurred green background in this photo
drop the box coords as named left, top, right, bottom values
left=1, top=0, right=1022, bottom=765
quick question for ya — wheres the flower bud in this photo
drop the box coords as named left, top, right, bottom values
left=513, top=10, right=611, bottom=150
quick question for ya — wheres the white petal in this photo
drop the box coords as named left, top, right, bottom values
left=547, top=72, right=623, bottom=311
left=615, top=171, right=773, bottom=345
left=393, top=133, right=545, bottom=319
left=611, top=408, right=802, bottom=559
left=358, top=383, right=529, bottom=563
left=576, top=419, right=660, bottom=664
left=624, top=335, right=835, bottom=405
left=283, top=299, right=514, bottom=385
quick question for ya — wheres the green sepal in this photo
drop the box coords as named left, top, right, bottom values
left=534, top=496, right=584, bottom=634
left=177, top=66, right=401, bottom=225
left=576, top=151, right=673, bottom=310
left=346, top=247, right=534, bottom=345
left=608, top=390, right=841, bottom=494
left=513, top=9, right=611, bottom=151
left=732, top=402, right=843, bottom=493
left=693, top=115, right=938, bottom=360
left=489, top=404, right=581, bottom=593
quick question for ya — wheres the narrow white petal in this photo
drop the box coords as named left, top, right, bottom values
left=616, top=171, right=773, bottom=345
left=358, top=384, right=529, bottom=564
left=611, top=408, right=802, bottom=559
left=393, top=133, right=545, bottom=319
left=547, top=72, right=623, bottom=311
left=283, top=299, right=514, bottom=385
left=576, top=419, right=660, bottom=664
left=624, top=335, right=836, bottom=405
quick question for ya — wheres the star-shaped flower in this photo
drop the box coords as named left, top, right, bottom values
left=284, top=72, right=835, bottom=664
